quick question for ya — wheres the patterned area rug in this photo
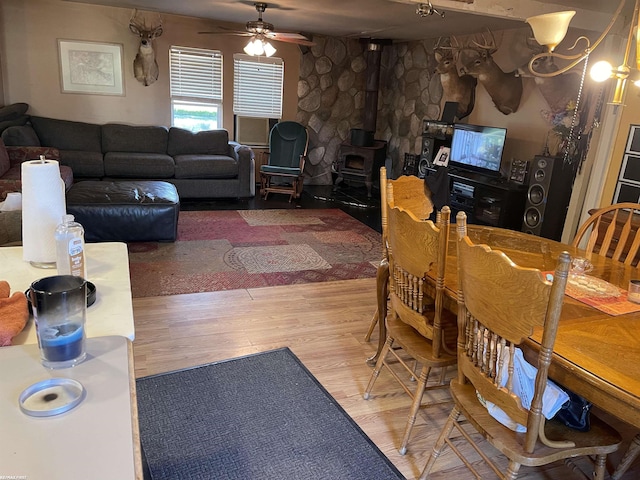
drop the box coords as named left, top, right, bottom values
left=127, top=209, right=381, bottom=298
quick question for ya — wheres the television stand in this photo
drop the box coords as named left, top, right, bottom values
left=426, top=167, right=526, bottom=230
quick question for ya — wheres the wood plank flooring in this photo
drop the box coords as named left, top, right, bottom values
left=132, top=278, right=640, bottom=479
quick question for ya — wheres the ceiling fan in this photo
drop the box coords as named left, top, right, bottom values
left=199, top=2, right=314, bottom=48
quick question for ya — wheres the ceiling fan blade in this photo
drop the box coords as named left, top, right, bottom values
left=198, top=31, right=252, bottom=36
left=267, top=32, right=315, bottom=46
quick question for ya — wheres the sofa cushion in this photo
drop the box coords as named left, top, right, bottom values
left=167, top=128, right=229, bottom=156
left=30, top=116, right=102, bottom=152
left=104, top=152, right=174, bottom=178
left=1, top=125, right=41, bottom=146
left=0, top=139, right=10, bottom=176
left=173, top=155, right=238, bottom=179
left=60, top=150, right=105, bottom=178
left=102, top=124, right=168, bottom=154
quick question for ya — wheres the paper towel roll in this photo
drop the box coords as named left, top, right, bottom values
left=21, top=159, right=66, bottom=265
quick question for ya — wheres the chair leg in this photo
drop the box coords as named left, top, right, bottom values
left=363, top=336, right=394, bottom=400
left=592, top=454, right=609, bottom=480
left=419, top=406, right=460, bottom=480
left=505, top=461, right=522, bottom=480
left=399, top=365, right=431, bottom=455
left=295, top=175, right=303, bottom=198
left=364, top=309, right=378, bottom=342
left=261, top=174, right=269, bottom=199
left=612, top=434, right=640, bottom=479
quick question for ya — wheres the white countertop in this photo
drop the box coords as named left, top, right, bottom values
left=0, top=335, right=139, bottom=479
left=1, top=242, right=135, bottom=344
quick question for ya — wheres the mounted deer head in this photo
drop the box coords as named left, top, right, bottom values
left=434, top=37, right=477, bottom=120
left=456, top=30, right=523, bottom=115
left=528, top=47, right=581, bottom=115
left=129, top=9, right=163, bottom=86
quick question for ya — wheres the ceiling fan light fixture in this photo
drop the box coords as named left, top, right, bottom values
left=243, top=38, right=260, bottom=55
left=263, top=41, right=277, bottom=57
left=244, top=36, right=276, bottom=57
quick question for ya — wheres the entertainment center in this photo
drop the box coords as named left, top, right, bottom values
left=421, top=120, right=527, bottom=231
left=427, top=166, right=527, bottom=230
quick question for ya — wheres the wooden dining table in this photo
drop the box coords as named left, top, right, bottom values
left=370, top=222, right=640, bottom=478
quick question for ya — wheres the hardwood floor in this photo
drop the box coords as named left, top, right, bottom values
left=132, top=186, right=640, bottom=479
left=132, top=279, right=640, bottom=479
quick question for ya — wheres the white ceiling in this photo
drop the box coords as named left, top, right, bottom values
left=64, top=0, right=629, bottom=42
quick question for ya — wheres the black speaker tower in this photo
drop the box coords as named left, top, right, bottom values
left=522, top=156, right=576, bottom=241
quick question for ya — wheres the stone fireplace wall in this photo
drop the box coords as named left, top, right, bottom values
left=296, top=36, right=443, bottom=184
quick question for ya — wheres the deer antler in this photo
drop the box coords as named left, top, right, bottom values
left=129, top=9, right=162, bottom=33
left=471, top=29, right=498, bottom=55
left=434, top=36, right=453, bottom=52
left=130, top=9, right=146, bottom=30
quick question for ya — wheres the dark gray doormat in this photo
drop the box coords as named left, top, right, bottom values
left=136, top=347, right=405, bottom=480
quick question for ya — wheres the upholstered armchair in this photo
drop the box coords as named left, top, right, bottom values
left=259, top=121, right=309, bottom=202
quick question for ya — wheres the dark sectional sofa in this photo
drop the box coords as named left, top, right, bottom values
left=1, top=116, right=256, bottom=199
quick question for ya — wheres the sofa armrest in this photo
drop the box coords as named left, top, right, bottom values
left=6, top=146, right=60, bottom=167
left=230, top=142, right=255, bottom=197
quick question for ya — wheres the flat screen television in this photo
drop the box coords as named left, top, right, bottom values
left=449, top=123, right=507, bottom=176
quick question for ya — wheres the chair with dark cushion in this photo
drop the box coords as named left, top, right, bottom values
left=260, top=121, right=308, bottom=202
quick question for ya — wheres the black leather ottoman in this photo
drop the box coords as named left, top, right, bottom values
left=66, top=181, right=180, bottom=242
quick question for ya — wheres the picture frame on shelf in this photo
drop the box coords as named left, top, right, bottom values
left=58, top=39, right=124, bottom=95
left=433, top=146, right=450, bottom=167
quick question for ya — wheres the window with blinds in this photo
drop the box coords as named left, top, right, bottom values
left=233, top=54, right=283, bottom=119
left=169, top=46, right=222, bottom=132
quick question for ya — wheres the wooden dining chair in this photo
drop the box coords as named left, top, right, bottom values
left=363, top=200, right=456, bottom=455
left=571, top=202, right=640, bottom=266
left=420, top=212, right=622, bottom=480
left=364, top=167, right=434, bottom=349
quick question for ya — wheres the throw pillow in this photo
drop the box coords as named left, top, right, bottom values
left=1, top=125, right=41, bottom=147
left=0, top=115, right=29, bottom=136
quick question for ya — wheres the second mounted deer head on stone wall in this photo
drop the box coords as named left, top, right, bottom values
left=129, top=9, right=163, bottom=86
left=456, top=30, right=523, bottom=115
left=434, top=37, right=477, bottom=120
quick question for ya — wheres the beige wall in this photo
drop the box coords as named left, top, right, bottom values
left=0, top=0, right=300, bottom=130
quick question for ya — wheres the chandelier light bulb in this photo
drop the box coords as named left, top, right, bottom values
left=590, top=60, right=614, bottom=82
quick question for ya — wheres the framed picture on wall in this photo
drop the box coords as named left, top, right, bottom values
left=58, top=39, right=124, bottom=95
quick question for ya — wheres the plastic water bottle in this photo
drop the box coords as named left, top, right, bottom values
left=55, top=214, right=87, bottom=279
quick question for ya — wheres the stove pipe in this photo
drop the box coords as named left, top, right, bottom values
left=363, top=41, right=383, bottom=134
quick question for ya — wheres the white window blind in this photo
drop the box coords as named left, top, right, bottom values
left=233, top=54, right=283, bottom=118
left=170, top=46, right=222, bottom=101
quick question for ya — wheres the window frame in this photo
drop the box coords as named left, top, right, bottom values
left=233, top=53, right=284, bottom=119
left=169, top=45, right=223, bottom=132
